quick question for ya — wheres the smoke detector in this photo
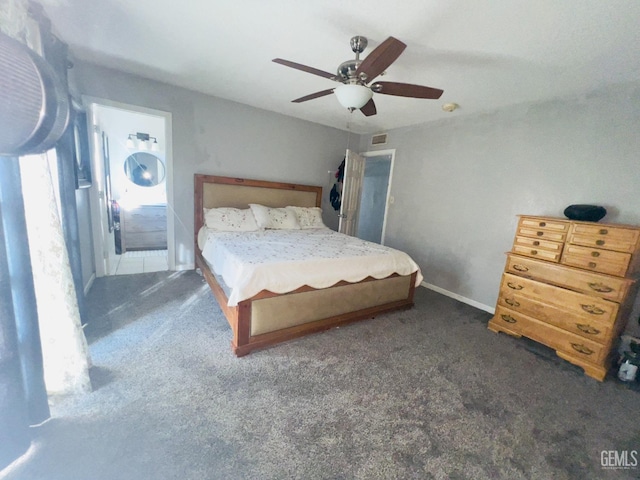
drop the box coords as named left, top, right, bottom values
left=442, top=103, right=459, bottom=112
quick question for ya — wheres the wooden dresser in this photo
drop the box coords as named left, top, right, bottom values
left=488, top=215, right=640, bottom=381
left=120, top=205, right=167, bottom=252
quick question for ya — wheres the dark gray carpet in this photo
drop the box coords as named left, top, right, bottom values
left=2, top=270, right=639, bottom=480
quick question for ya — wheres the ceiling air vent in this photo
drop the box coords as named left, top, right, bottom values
left=371, top=133, right=388, bottom=146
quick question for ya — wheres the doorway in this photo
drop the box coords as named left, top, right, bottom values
left=84, top=98, right=174, bottom=276
left=337, top=149, right=395, bottom=244
left=349, top=149, right=394, bottom=244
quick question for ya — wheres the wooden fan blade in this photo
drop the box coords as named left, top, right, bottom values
left=292, top=89, right=335, bottom=103
left=273, top=58, right=336, bottom=80
left=360, top=98, right=377, bottom=116
left=355, top=37, right=406, bottom=82
left=372, top=81, right=444, bottom=99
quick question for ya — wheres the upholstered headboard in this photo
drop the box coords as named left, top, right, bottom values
left=194, top=174, right=322, bottom=245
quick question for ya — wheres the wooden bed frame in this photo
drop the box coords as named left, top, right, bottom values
left=194, top=174, right=417, bottom=356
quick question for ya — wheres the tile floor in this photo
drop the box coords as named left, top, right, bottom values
left=112, top=249, right=168, bottom=275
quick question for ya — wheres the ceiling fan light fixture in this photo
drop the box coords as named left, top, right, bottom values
left=274, top=36, right=442, bottom=117
left=334, top=84, right=373, bottom=110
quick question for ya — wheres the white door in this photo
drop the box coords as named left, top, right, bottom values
left=85, top=108, right=115, bottom=277
left=338, top=149, right=366, bottom=236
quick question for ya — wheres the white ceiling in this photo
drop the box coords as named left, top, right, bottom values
left=41, top=0, right=640, bottom=134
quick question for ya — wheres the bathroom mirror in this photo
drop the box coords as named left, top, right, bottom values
left=124, top=152, right=165, bottom=187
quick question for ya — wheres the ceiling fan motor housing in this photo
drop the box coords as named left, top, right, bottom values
left=337, top=36, right=369, bottom=82
left=337, top=60, right=362, bottom=82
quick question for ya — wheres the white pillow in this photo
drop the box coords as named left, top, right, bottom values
left=249, top=204, right=300, bottom=229
left=286, top=206, right=326, bottom=229
left=203, top=207, right=259, bottom=231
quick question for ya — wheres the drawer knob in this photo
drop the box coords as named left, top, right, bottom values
left=571, top=343, right=594, bottom=355
left=536, top=231, right=544, bottom=236
left=588, top=282, right=613, bottom=293
left=507, top=282, right=523, bottom=290
left=576, top=324, right=601, bottom=335
left=581, top=304, right=605, bottom=315
left=599, top=229, right=608, bottom=235
left=531, top=250, right=538, bottom=255
left=513, top=264, right=529, bottom=272
left=532, top=241, right=540, bottom=246
left=595, top=240, right=605, bottom=246
left=501, top=314, right=517, bottom=324
left=588, top=262, right=597, bottom=268
left=591, top=251, right=600, bottom=257
left=539, top=222, right=546, bottom=227
left=505, top=298, right=520, bottom=307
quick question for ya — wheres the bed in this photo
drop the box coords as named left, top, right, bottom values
left=194, top=174, right=421, bottom=356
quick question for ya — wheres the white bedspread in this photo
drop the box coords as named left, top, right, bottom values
left=200, top=228, right=423, bottom=306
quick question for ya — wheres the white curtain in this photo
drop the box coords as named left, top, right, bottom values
left=20, top=152, right=92, bottom=396
left=0, top=0, right=28, bottom=40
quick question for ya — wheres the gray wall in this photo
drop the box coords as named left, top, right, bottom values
left=361, top=81, right=640, bottom=334
left=71, top=61, right=640, bottom=335
left=72, top=62, right=351, bottom=269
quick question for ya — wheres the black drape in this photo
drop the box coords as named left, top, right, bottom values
left=0, top=158, right=50, bottom=425
left=0, top=157, right=35, bottom=469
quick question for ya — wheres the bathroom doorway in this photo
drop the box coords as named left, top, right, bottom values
left=84, top=98, right=174, bottom=276
left=356, top=150, right=395, bottom=244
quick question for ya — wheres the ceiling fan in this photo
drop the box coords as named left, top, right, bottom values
left=273, top=36, right=443, bottom=117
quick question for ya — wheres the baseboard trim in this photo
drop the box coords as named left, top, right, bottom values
left=84, top=273, right=96, bottom=296
left=421, top=281, right=495, bottom=314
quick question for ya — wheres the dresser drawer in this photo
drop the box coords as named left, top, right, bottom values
left=517, top=226, right=567, bottom=243
left=121, top=205, right=167, bottom=252
left=125, top=231, right=167, bottom=250
left=125, top=215, right=166, bottom=233
left=568, top=224, right=639, bottom=253
left=497, top=292, right=613, bottom=344
left=492, top=306, right=606, bottom=363
left=512, top=242, right=562, bottom=262
left=519, top=217, right=569, bottom=233
left=513, top=235, right=563, bottom=253
left=505, top=254, right=633, bottom=303
left=500, top=273, right=619, bottom=323
left=561, top=245, right=631, bottom=277
left=123, top=206, right=167, bottom=233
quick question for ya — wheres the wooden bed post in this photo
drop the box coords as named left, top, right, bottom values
left=233, top=301, right=252, bottom=356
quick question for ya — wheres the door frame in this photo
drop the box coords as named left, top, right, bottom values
left=360, top=149, right=395, bottom=244
left=83, top=96, right=175, bottom=276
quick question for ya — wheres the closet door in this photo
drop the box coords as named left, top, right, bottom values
left=338, top=149, right=365, bottom=236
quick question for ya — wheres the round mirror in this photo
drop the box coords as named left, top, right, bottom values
left=124, top=152, right=165, bottom=187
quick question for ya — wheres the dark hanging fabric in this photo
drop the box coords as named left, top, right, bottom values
left=0, top=158, right=33, bottom=469
left=0, top=158, right=50, bottom=425
left=330, top=157, right=345, bottom=211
